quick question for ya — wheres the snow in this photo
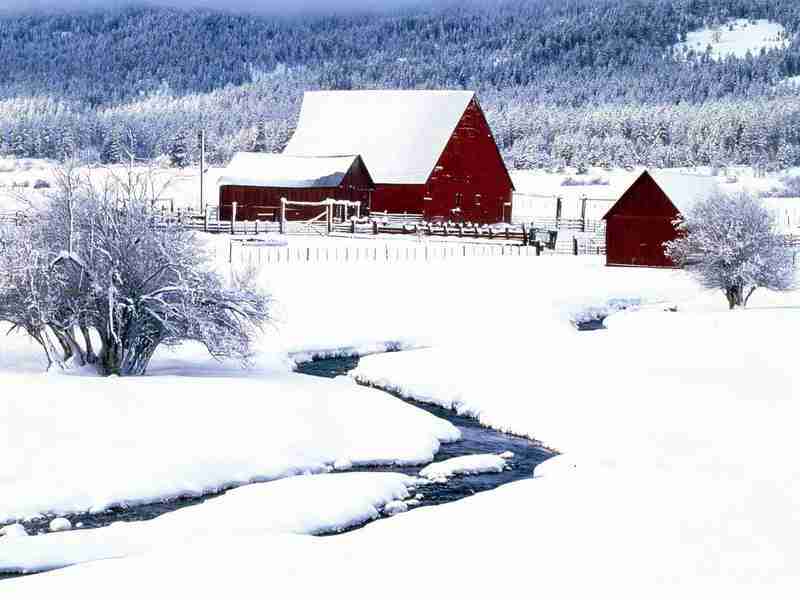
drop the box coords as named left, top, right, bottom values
left=284, top=90, right=474, bottom=184
left=675, top=19, right=790, bottom=61
left=0, top=472, right=418, bottom=575
left=419, top=454, right=507, bottom=481
left=3, top=201, right=800, bottom=592
left=642, top=169, right=719, bottom=216
left=48, top=519, right=71, bottom=533
left=0, top=524, right=28, bottom=538
left=216, top=153, right=363, bottom=189
left=0, top=352, right=458, bottom=523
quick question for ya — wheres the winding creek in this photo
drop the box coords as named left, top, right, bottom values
left=2, top=353, right=554, bottom=579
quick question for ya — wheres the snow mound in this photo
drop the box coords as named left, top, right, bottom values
left=0, top=472, right=417, bottom=575
left=0, top=524, right=28, bottom=538
left=419, top=454, right=508, bottom=481
left=0, top=370, right=458, bottom=524
left=48, top=518, right=72, bottom=532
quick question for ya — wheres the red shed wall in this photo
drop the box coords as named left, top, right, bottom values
left=370, top=99, right=514, bottom=223
left=605, top=173, right=680, bottom=268
left=219, top=158, right=373, bottom=221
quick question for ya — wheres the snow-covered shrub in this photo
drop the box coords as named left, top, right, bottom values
left=0, top=162, right=272, bottom=375
left=664, top=190, right=796, bottom=309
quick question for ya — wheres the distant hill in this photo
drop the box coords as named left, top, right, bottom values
left=1, top=0, right=800, bottom=169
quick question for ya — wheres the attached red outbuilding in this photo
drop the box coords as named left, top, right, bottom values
left=218, top=153, right=374, bottom=221
left=603, top=169, right=718, bottom=268
left=283, top=90, right=515, bottom=224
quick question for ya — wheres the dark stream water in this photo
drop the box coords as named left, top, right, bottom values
left=2, top=354, right=553, bottom=579
left=298, top=356, right=553, bottom=519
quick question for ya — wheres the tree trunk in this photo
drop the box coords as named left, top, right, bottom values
left=98, top=335, right=161, bottom=376
left=725, top=286, right=744, bottom=309
left=79, top=324, right=97, bottom=365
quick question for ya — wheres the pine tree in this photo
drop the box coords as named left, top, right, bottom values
left=169, top=130, right=190, bottom=168
left=251, top=122, right=268, bottom=153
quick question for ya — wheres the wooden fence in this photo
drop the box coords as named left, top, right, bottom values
left=228, top=241, right=542, bottom=265
left=0, top=211, right=27, bottom=226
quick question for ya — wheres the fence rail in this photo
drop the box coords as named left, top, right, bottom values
left=229, top=241, right=542, bottom=265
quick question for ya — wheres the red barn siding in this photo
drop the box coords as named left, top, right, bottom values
left=219, top=157, right=373, bottom=221
left=370, top=99, right=514, bottom=223
left=604, top=172, right=681, bottom=268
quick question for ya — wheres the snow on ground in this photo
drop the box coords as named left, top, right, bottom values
left=0, top=330, right=457, bottom=524
left=3, top=206, right=800, bottom=591
left=419, top=454, right=507, bottom=481
left=0, top=472, right=419, bottom=575
left=675, top=18, right=790, bottom=60
left=256, top=254, right=703, bottom=357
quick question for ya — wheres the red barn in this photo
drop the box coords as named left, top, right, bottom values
left=283, top=90, right=515, bottom=223
left=218, top=153, right=374, bottom=221
left=603, top=169, right=718, bottom=268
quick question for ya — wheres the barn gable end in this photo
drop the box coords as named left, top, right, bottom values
left=424, top=97, right=515, bottom=222
left=603, top=169, right=718, bottom=268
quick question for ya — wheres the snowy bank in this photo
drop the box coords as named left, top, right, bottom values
left=0, top=371, right=457, bottom=524
left=0, top=472, right=418, bottom=574
left=419, top=454, right=508, bottom=481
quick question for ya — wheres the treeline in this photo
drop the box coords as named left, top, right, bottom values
left=2, top=0, right=800, bottom=169
left=3, top=0, right=800, bottom=106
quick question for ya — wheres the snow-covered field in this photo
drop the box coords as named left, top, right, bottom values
left=674, top=18, right=790, bottom=61
left=3, top=171, right=800, bottom=592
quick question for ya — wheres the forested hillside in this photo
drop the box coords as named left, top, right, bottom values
left=2, top=0, right=800, bottom=169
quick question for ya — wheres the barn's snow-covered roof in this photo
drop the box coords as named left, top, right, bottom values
left=605, top=169, right=719, bottom=219
left=284, top=90, right=475, bottom=185
left=647, top=170, right=720, bottom=215
left=217, top=153, right=361, bottom=189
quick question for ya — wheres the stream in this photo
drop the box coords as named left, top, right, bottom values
left=4, top=353, right=553, bottom=564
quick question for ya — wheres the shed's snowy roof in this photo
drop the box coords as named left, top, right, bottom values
left=217, top=153, right=361, bottom=189
left=647, top=169, right=720, bottom=215
left=284, top=90, right=475, bottom=185
left=605, top=169, right=719, bottom=219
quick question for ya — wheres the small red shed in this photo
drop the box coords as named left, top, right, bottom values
left=218, top=153, right=373, bottom=221
left=284, top=90, right=514, bottom=224
left=603, top=169, right=718, bottom=268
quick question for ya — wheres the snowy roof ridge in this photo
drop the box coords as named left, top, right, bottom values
left=284, top=90, right=475, bottom=185
left=647, top=169, right=720, bottom=215
left=217, top=153, right=362, bottom=189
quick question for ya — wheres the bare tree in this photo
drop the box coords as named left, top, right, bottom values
left=0, top=163, right=272, bottom=375
left=665, top=190, right=796, bottom=309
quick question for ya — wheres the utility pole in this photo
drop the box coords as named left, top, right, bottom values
left=199, top=129, right=206, bottom=214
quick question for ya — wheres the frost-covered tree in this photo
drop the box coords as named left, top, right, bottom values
left=168, top=130, right=190, bottom=168
left=665, top=190, right=796, bottom=309
left=0, top=164, right=272, bottom=375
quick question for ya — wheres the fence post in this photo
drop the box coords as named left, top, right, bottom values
left=535, top=241, right=542, bottom=256
left=351, top=219, right=356, bottom=235
left=231, top=202, right=237, bottom=235
left=229, top=239, right=233, bottom=264
left=279, top=198, right=286, bottom=235
left=572, top=237, right=578, bottom=256
left=204, top=209, right=209, bottom=233
left=373, top=221, right=378, bottom=235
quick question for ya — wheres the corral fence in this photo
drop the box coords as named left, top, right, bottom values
left=156, top=208, right=604, bottom=255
